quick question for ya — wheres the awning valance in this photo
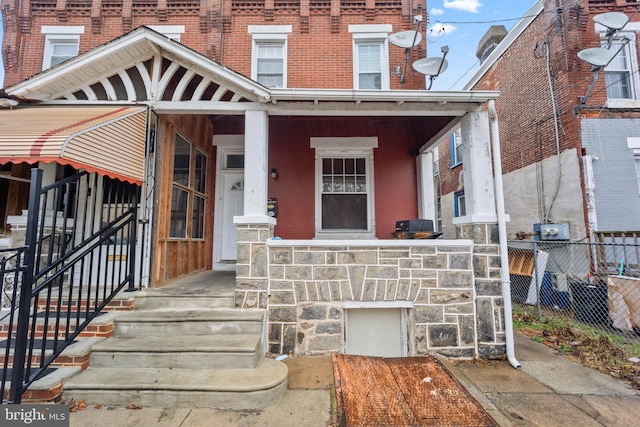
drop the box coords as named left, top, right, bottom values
left=0, top=106, right=148, bottom=185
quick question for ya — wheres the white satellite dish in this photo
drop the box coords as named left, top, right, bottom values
left=593, top=11, right=629, bottom=30
left=388, top=31, right=423, bottom=49
left=412, top=57, right=448, bottom=76
left=577, top=47, right=617, bottom=67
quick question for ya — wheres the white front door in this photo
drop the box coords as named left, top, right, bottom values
left=221, top=172, right=244, bottom=261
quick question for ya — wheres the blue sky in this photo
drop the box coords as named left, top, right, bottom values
left=0, top=1, right=538, bottom=90
left=426, top=0, right=538, bottom=90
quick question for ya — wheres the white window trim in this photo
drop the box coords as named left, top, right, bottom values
left=148, top=25, right=185, bottom=41
left=41, top=26, right=84, bottom=70
left=596, top=22, right=640, bottom=108
left=628, top=137, right=640, bottom=195
left=350, top=25, right=392, bottom=91
left=249, top=25, right=292, bottom=89
left=311, top=137, right=377, bottom=239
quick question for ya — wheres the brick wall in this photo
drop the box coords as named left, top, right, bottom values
left=1, top=0, right=428, bottom=89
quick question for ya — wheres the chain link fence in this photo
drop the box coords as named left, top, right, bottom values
left=508, top=238, right=640, bottom=346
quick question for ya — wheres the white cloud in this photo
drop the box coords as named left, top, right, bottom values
left=430, top=8, right=444, bottom=16
left=428, top=22, right=457, bottom=37
left=443, top=0, right=483, bottom=13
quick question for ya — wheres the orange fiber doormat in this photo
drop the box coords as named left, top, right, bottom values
left=333, top=354, right=496, bottom=427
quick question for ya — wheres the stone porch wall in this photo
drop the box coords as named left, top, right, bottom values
left=235, top=222, right=506, bottom=359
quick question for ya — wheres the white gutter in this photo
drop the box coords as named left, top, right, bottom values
left=488, top=100, right=521, bottom=369
left=269, top=88, right=500, bottom=104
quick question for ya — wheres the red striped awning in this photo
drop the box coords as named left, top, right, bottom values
left=0, top=106, right=148, bottom=185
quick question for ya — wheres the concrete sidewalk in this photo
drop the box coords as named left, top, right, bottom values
left=69, top=333, right=640, bottom=426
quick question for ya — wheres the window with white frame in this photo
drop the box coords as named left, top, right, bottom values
left=596, top=22, right=640, bottom=107
left=350, top=25, right=391, bottom=90
left=148, top=25, right=185, bottom=42
left=433, top=146, right=440, bottom=176
left=603, top=37, right=637, bottom=100
left=249, top=25, right=291, bottom=88
left=41, top=26, right=84, bottom=70
left=451, top=129, right=463, bottom=167
left=454, top=191, right=466, bottom=217
left=311, top=137, right=377, bottom=237
left=628, top=138, right=640, bottom=195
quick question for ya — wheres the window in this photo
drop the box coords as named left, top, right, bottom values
left=628, top=138, right=640, bottom=195
left=433, top=147, right=440, bottom=176
left=170, top=134, right=208, bottom=239
left=256, top=44, right=285, bottom=88
left=321, top=157, right=368, bottom=230
left=41, top=26, right=84, bottom=70
left=147, top=25, right=185, bottom=41
left=597, top=25, right=640, bottom=107
left=454, top=191, right=466, bottom=218
left=350, top=25, right=391, bottom=90
left=450, top=129, right=463, bottom=167
left=604, top=38, right=636, bottom=100
left=249, top=25, right=291, bottom=88
left=311, top=137, right=377, bottom=238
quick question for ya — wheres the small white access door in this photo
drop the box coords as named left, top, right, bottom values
left=346, top=308, right=405, bottom=357
left=220, top=172, right=244, bottom=261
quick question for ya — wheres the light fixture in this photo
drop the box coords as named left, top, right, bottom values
left=271, top=168, right=278, bottom=179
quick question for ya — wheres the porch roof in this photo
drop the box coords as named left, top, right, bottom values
left=0, top=106, right=147, bottom=184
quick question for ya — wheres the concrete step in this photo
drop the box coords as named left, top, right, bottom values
left=112, top=308, right=264, bottom=336
left=61, top=357, right=288, bottom=410
left=133, top=292, right=234, bottom=310
left=0, top=338, right=103, bottom=369
left=88, top=334, right=261, bottom=369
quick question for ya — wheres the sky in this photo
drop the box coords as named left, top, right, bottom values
left=0, top=1, right=538, bottom=90
left=425, top=0, right=538, bottom=90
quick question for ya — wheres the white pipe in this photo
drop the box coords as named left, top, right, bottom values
left=488, top=100, right=521, bottom=369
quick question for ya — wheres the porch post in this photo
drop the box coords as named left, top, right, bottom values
left=458, top=110, right=497, bottom=222
left=235, top=110, right=275, bottom=318
left=242, top=110, right=269, bottom=218
left=416, top=151, right=436, bottom=224
left=456, top=110, right=505, bottom=359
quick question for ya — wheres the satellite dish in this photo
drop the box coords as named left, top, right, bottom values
left=412, top=57, right=448, bottom=76
left=577, top=47, right=617, bottom=67
left=388, top=31, right=423, bottom=49
left=593, top=12, right=629, bottom=30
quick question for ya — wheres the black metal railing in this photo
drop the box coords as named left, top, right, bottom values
left=1, top=168, right=139, bottom=403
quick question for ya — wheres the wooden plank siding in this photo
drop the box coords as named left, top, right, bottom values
left=151, top=114, right=214, bottom=286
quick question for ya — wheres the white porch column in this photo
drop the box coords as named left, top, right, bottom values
left=239, top=110, right=271, bottom=221
left=456, top=111, right=497, bottom=223
left=417, top=151, right=436, bottom=223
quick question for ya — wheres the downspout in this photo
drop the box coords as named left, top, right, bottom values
left=488, top=100, right=521, bottom=369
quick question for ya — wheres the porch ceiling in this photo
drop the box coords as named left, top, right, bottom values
left=0, top=106, right=147, bottom=184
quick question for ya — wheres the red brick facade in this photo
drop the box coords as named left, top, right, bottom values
left=1, top=0, right=427, bottom=89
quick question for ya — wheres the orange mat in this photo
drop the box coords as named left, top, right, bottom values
left=333, top=354, right=496, bottom=427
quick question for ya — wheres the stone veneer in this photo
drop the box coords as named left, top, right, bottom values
left=235, top=222, right=505, bottom=359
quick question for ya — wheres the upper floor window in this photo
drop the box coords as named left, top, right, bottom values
left=148, top=25, right=185, bottom=42
left=450, top=129, right=463, bottom=167
left=249, top=25, right=291, bottom=88
left=350, top=25, right=391, bottom=90
left=603, top=37, right=638, bottom=100
left=596, top=21, right=640, bottom=108
left=41, top=26, right=84, bottom=70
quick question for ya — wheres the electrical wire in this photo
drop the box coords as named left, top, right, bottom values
left=543, top=39, right=562, bottom=223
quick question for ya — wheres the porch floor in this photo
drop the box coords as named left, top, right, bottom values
left=151, top=270, right=236, bottom=295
